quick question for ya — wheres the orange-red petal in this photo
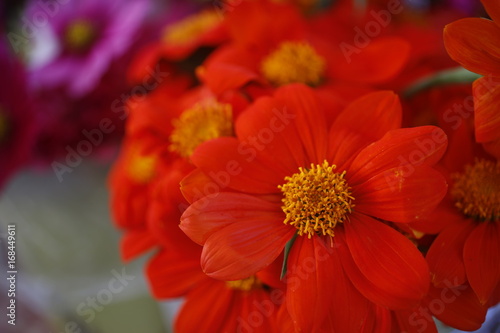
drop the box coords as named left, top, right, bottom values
left=353, top=167, right=447, bottom=223
left=348, top=126, right=447, bottom=186
left=426, top=220, right=475, bottom=288
left=463, top=222, right=500, bottom=304
left=146, top=250, right=207, bottom=298
left=120, top=230, right=156, bottom=261
left=425, top=283, right=487, bottom=331
left=274, top=84, right=329, bottom=165
left=201, top=214, right=294, bottom=280
left=191, top=137, right=283, bottom=193
left=473, top=76, right=500, bottom=143
left=342, top=214, right=430, bottom=309
left=180, top=192, right=282, bottom=245
left=481, top=0, right=500, bottom=28
left=444, top=18, right=500, bottom=76
left=284, top=236, right=335, bottom=332
left=333, top=37, right=411, bottom=84
left=328, top=91, right=402, bottom=170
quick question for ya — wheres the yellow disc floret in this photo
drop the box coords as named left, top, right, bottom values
left=162, top=11, right=220, bottom=45
left=278, top=161, right=354, bottom=238
left=127, top=148, right=157, bottom=184
left=226, top=276, right=262, bottom=291
left=65, top=20, right=96, bottom=52
left=451, top=159, right=500, bottom=222
left=261, top=41, right=325, bottom=86
left=169, top=101, right=234, bottom=158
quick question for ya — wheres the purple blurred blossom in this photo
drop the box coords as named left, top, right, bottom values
left=0, top=38, right=38, bottom=190
left=28, top=0, right=151, bottom=97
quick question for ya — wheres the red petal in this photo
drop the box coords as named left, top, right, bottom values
left=120, top=230, right=156, bottom=261
left=146, top=250, right=207, bottom=298
left=199, top=62, right=260, bottom=96
left=180, top=192, right=281, bottom=245
left=275, top=84, right=329, bottom=164
left=473, top=76, right=500, bottom=143
left=180, top=168, right=216, bottom=204
left=235, top=94, right=307, bottom=175
left=348, top=126, right=447, bottom=186
left=200, top=208, right=294, bottom=280
left=319, top=237, right=371, bottom=333
left=175, top=280, right=232, bottom=332
left=328, top=91, right=402, bottom=170
left=333, top=37, right=410, bottom=83
left=191, top=137, right=284, bottom=193
left=444, top=18, right=500, bottom=76
left=353, top=166, right=447, bottom=223
left=220, top=288, right=279, bottom=332
left=483, top=138, right=500, bottom=159
left=482, top=0, right=500, bottom=25
left=342, top=214, right=430, bottom=309
left=464, top=222, right=500, bottom=304
left=426, top=220, right=474, bottom=288
left=392, top=307, right=438, bottom=333
left=425, top=283, right=487, bottom=331
left=284, top=236, right=335, bottom=332
left=409, top=199, right=461, bottom=234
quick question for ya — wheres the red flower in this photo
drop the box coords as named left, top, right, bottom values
left=425, top=121, right=500, bottom=307
left=180, top=84, right=447, bottom=331
left=444, top=0, right=500, bottom=158
left=198, top=0, right=410, bottom=106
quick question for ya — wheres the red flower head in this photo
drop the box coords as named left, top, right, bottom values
left=426, top=121, right=500, bottom=308
left=180, top=84, right=448, bottom=331
left=444, top=0, right=500, bottom=158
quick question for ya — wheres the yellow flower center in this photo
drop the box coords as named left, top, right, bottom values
left=127, top=149, right=157, bottom=184
left=169, top=102, right=234, bottom=158
left=226, top=276, right=262, bottom=291
left=162, top=11, right=220, bottom=45
left=451, top=159, right=500, bottom=222
left=0, top=107, right=8, bottom=142
left=278, top=161, right=354, bottom=238
left=260, top=41, right=325, bottom=87
left=65, top=20, right=96, bottom=52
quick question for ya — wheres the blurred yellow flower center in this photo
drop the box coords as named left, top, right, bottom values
left=0, top=108, right=8, bottom=142
left=127, top=149, right=157, bottom=184
left=451, top=159, right=500, bottom=222
left=226, top=276, right=262, bottom=291
left=261, top=41, right=325, bottom=86
left=169, top=102, right=233, bottom=158
left=163, top=11, right=220, bottom=45
left=279, top=161, right=354, bottom=238
left=65, top=20, right=96, bottom=52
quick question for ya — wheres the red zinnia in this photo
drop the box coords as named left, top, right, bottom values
left=426, top=121, right=500, bottom=308
left=443, top=0, right=500, bottom=158
left=180, top=84, right=447, bottom=331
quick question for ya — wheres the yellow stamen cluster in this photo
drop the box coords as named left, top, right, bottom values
left=127, top=149, right=157, bottom=184
left=261, top=41, right=325, bottom=86
left=65, top=20, right=96, bottom=52
left=278, top=161, right=354, bottom=238
left=169, top=102, right=234, bottom=158
left=162, top=11, right=220, bottom=45
left=226, top=276, right=262, bottom=291
left=451, top=159, right=500, bottom=222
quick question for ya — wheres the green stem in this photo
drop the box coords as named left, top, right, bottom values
left=403, top=67, right=482, bottom=98
left=281, top=233, right=298, bottom=280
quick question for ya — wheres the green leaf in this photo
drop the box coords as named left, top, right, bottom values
left=281, top=233, right=298, bottom=280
